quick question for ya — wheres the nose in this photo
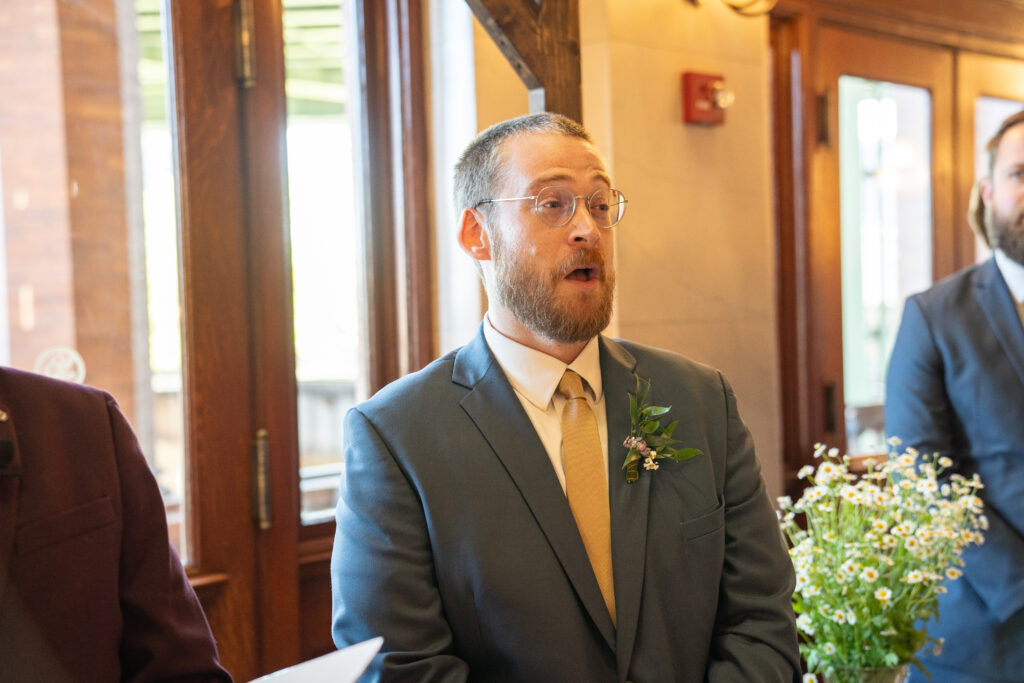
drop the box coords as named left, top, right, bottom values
left=566, top=199, right=602, bottom=245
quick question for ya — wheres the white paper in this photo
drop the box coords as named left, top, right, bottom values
left=249, top=636, right=383, bottom=683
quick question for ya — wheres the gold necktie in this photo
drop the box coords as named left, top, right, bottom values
left=558, top=369, right=616, bottom=625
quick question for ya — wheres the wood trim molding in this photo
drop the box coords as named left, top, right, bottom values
left=168, top=0, right=259, bottom=676
left=354, top=0, right=401, bottom=392
left=774, top=0, right=1024, bottom=60
left=394, top=0, right=435, bottom=374
left=354, top=0, right=434, bottom=391
left=240, top=0, right=302, bottom=672
left=465, top=0, right=582, bottom=121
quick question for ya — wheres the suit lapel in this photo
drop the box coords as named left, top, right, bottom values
left=0, top=395, right=22, bottom=610
left=975, top=258, right=1024, bottom=389
left=454, top=328, right=617, bottom=649
left=601, top=337, right=649, bottom=679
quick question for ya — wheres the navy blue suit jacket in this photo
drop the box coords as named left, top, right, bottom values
left=886, top=258, right=1024, bottom=682
left=332, top=328, right=799, bottom=682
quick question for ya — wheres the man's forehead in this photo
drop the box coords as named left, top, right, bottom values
left=995, top=122, right=1024, bottom=166
left=498, top=132, right=611, bottom=187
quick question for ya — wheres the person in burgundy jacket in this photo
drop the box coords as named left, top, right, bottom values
left=0, top=365, right=231, bottom=682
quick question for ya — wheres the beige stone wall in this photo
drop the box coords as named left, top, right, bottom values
left=470, top=1, right=783, bottom=497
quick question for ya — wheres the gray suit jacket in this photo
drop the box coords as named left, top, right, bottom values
left=332, top=328, right=799, bottom=682
left=886, top=258, right=1024, bottom=681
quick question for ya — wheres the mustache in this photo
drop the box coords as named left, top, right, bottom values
left=554, top=249, right=607, bottom=279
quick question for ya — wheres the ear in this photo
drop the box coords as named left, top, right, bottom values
left=980, top=175, right=993, bottom=205
left=458, top=208, right=492, bottom=261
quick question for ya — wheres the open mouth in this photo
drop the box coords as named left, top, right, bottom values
left=565, top=265, right=600, bottom=282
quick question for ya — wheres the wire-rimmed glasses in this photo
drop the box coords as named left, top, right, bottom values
left=476, top=186, right=628, bottom=229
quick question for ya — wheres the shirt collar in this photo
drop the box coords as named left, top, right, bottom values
left=995, top=249, right=1024, bottom=303
left=483, top=314, right=603, bottom=411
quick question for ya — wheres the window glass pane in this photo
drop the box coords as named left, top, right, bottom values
left=0, top=0, right=188, bottom=559
left=283, top=0, right=364, bottom=524
left=974, top=96, right=1024, bottom=263
left=135, top=0, right=187, bottom=559
left=838, top=76, right=932, bottom=455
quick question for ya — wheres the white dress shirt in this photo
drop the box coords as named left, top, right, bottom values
left=994, top=249, right=1024, bottom=325
left=483, top=315, right=609, bottom=493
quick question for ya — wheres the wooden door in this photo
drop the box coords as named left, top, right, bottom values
left=174, top=0, right=431, bottom=676
left=806, top=27, right=954, bottom=461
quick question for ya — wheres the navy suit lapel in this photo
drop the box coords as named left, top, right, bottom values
left=975, top=258, right=1024, bottom=389
left=0, top=395, right=22, bottom=610
left=601, top=337, right=649, bottom=679
left=453, top=327, right=616, bottom=649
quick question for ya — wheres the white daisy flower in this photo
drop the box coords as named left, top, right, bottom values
left=859, top=567, right=879, bottom=583
left=904, top=570, right=924, bottom=584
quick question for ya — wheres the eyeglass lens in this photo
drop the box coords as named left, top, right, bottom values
left=534, top=187, right=626, bottom=228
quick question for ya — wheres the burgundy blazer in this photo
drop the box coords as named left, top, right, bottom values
left=0, top=367, right=231, bottom=682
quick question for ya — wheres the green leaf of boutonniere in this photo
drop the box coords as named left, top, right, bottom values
left=621, top=377, right=704, bottom=483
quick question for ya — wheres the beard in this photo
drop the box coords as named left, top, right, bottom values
left=488, top=228, right=615, bottom=344
left=985, top=202, right=1024, bottom=266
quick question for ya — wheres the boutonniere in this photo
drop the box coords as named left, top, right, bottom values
left=622, top=376, right=703, bottom=483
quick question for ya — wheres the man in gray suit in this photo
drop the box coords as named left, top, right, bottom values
left=331, top=113, right=799, bottom=682
left=886, top=110, right=1024, bottom=682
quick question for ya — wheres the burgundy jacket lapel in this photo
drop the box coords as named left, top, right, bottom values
left=0, top=398, right=22, bottom=610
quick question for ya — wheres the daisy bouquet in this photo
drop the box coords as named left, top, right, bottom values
left=778, top=440, right=987, bottom=680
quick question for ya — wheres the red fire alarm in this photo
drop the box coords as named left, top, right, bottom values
left=682, top=72, right=733, bottom=125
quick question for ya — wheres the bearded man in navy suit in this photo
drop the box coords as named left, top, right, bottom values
left=886, top=110, right=1024, bottom=682
left=331, top=113, right=799, bottom=682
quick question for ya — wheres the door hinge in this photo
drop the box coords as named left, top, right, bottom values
left=252, top=428, right=271, bottom=530
left=235, top=0, right=256, bottom=88
left=823, top=381, right=838, bottom=434
left=816, top=90, right=831, bottom=146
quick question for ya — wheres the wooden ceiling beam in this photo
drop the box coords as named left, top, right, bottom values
left=465, top=0, right=582, bottom=122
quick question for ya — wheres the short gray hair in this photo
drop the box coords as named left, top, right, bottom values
left=453, top=113, right=592, bottom=217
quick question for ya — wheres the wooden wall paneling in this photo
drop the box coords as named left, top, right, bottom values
left=241, top=0, right=302, bottom=672
left=0, top=2, right=76, bottom=373
left=465, top=0, right=582, bottom=121
left=298, top=548, right=335, bottom=660
left=168, top=0, right=259, bottom=678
